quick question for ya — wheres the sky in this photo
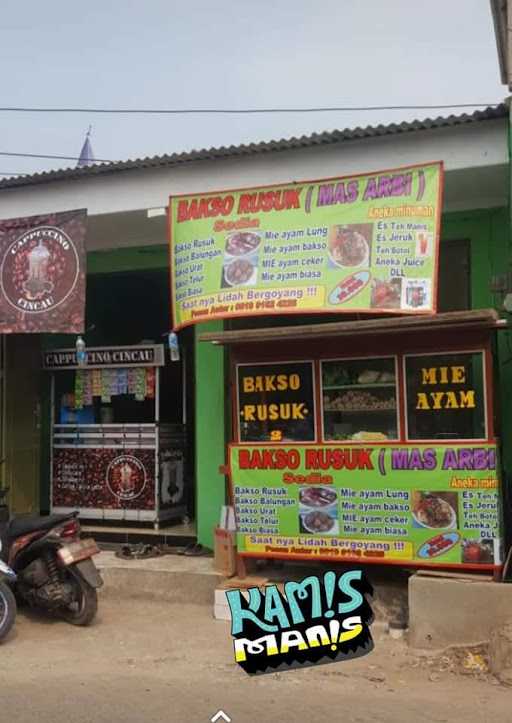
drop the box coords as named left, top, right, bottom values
left=0, top=0, right=506, bottom=176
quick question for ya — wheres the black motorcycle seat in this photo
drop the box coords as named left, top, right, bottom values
left=8, top=513, right=76, bottom=539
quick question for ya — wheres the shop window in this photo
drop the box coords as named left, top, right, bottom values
left=321, top=357, right=398, bottom=442
left=404, top=352, right=486, bottom=440
left=237, top=362, right=316, bottom=442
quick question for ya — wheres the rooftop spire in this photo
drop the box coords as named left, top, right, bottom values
left=77, top=126, right=95, bottom=168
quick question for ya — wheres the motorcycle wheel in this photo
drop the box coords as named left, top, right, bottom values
left=0, top=580, right=16, bottom=641
left=60, top=574, right=98, bottom=627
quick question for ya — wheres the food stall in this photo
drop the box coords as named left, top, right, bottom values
left=44, top=344, right=186, bottom=527
left=202, top=309, right=506, bottom=574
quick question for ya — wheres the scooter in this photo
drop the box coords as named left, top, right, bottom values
left=0, top=486, right=103, bottom=626
left=0, top=560, right=16, bottom=641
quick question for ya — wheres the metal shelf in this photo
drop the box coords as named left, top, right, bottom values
left=324, top=408, right=396, bottom=413
left=323, top=383, right=396, bottom=390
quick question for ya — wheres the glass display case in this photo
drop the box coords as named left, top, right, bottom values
left=321, top=357, right=398, bottom=442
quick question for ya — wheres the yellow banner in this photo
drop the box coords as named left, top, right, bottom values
left=169, top=162, right=444, bottom=328
left=177, top=286, right=325, bottom=325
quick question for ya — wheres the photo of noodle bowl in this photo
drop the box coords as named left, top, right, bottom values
left=301, top=509, right=338, bottom=535
left=223, top=257, right=257, bottom=287
left=328, top=224, right=371, bottom=269
left=224, top=231, right=262, bottom=257
left=412, top=491, right=457, bottom=530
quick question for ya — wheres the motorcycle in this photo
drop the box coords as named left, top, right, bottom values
left=0, top=486, right=103, bottom=626
left=0, top=559, right=16, bottom=641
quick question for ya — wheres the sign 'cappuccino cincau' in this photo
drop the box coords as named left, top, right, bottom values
left=0, top=209, right=87, bottom=333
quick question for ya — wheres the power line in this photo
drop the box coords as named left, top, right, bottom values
left=0, top=102, right=502, bottom=115
left=0, top=99, right=502, bottom=172
left=0, top=151, right=114, bottom=162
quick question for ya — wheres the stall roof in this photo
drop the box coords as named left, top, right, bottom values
left=199, top=310, right=506, bottom=345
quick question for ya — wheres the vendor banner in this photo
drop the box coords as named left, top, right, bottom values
left=229, top=444, right=502, bottom=570
left=0, top=209, right=87, bottom=333
left=169, top=162, right=443, bottom=329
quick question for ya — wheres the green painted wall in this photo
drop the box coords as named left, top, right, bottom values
left=442, top=207, right=509, bottom=307
left=442, top=207, right=512, bottom=504
left=194, top=321, right=226, bottom=548
left=87, top=245, right=168, bottom=275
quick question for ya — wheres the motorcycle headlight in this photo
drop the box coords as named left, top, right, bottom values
left=0, top=560, right=16, bottom=580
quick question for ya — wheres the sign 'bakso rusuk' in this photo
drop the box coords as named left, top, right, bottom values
left=0, top=209, right=87, bottom=333
left=169, top=162, right=444, bottom=329
left=43, top=345, right=165, bottom=370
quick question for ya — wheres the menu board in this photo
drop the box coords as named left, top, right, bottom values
left=230, top=444, right=502, bottom=569
left=404, top=352, right=486, bottom=440
left=169, top=162, right=443, bottom=329
left=237, top=362, right=315, bottom=442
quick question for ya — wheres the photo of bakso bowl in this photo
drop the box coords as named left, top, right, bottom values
left=225, top=231, right=262, bottom=258
left=299, top=487, right=337, bottom=508
left=412, top=493, right=456, bottom=530
left=302, top=510, right=336, bottom=534
left=328, top=226, right=369, bottom=269
left=223, top=257, right=257, bottom=287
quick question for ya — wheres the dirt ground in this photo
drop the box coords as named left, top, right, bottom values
left=0, top=597, right=510, bottom=723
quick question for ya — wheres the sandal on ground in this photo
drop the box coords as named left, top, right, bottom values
left=182, top=543, right=211, bottom=557
left=158, top=543, right=186, bottom=556
left=115, top=544, right=135, bottom=560
left=134, top=544, right=163, bottom=559
left=115, top=543, right=162, bottom=560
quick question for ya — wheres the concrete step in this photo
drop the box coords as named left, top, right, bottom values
left=95, top=551, right=220, bottom=606
left=82, top=522, right=196, bottom=548
left=94, top=553, right=409, bottom=627
left=409, top=572, right=512, bottom=650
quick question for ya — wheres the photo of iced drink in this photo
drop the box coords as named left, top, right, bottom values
left=406, top=286, right=425, bottom=307
left=416, top=232, right=432, bottom=257
left=23, top=240, right=54, bottom=299
left=120, top=463, right=135, bottom=495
